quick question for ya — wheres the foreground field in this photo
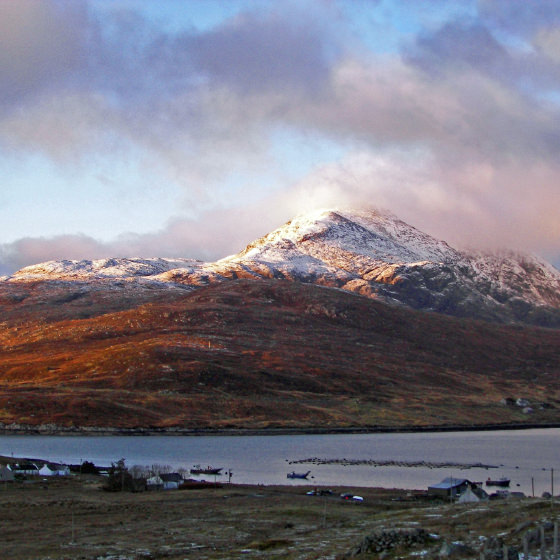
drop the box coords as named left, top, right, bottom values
left=1, top=476, right=559, bottom=559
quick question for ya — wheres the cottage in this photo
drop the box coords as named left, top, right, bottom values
left=457, top=485, right=488, bottom=503
left=428, top=477, right=471, bottom=498
left=39, top=463, right=70, bottom=477
left=160, top=472, right=183, bottom=490
left=146, top=475, right=164, bottom=491
left=12, top=463, right=40, bottom=477
left=0, top=466, right=15, bottom=482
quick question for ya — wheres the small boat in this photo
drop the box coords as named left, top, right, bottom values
left=287, top=470, right=311, bottom=479
left=485, top=477, right=510, bottom=487
left=190, top=465, right=223, bottom=476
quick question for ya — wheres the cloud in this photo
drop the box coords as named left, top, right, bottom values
left=406, top=21, right=509, bottom=76
left=0, top=199, right=296, bottom=276
left=478, top=0, right=560, bottom=36
left=0, top=234, right=107, bottom=276
left=534, top=27, right=560, bottom=64
left=0, top=0, right=348, bottom=211
left=5, top=150, right=559, bottom=277
left=0, top=0, right=89, bottom=109
left=179, top=6, right=337, bottom=95
left=1, top=0, right=560, bottom=274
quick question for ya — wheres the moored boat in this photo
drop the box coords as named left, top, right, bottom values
left=190, top=465, right=223, bottom=475
left=287, top=470, right=311, bottom=479
left=485, top=477, right=510, bottom=487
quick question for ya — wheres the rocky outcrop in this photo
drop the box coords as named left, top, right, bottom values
left=347, top=528, right=435, bottom=556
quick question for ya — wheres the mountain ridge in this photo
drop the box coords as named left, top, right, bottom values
left=6, top=207, right=560, bottom=327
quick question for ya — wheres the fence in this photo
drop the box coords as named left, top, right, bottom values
left=480, top=521, right=559, bottom=560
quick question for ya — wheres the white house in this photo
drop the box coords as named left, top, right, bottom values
left=12, top=463, right=40, bottom=476
left=160, top=473, right=183, bottom=490
left=458, top=486, right=481, bottom=503
left=146, top=475, right=164, bottom=490
left=39, top=463, right=70, bottom=477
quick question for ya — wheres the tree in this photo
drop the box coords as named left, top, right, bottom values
left=129, top=464, right=150, bottom=479
left=80, top=460, right=99, bottom=475
left=150, top=463, right=173, bottom=476
left=103, top=458, right=135, bottom=492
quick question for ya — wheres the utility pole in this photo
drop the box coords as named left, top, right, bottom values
left=550, top=468, right=554, bottom=507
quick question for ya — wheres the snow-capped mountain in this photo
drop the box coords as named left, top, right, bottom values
left=6, top=208, right=560, bottom=326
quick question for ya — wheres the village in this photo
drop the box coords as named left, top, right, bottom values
left=0, top=454, right=530, bottom=501
left=1, top=453, right=560, bottom=559
left=0, top=456, right=230, bottom=491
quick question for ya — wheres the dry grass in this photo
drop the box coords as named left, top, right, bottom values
left=1, top=476, right=559, bottom=559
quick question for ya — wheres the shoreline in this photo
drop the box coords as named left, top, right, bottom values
left=1, top=421, right=560, bottom=436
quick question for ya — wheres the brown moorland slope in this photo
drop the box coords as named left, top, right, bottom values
left=0, top=278, right=559, bottom=430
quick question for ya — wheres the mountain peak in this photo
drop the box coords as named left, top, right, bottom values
left=233, top=207, right=458, bottom=265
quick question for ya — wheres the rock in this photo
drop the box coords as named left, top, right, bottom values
left=439, top=541, right=474, bottom=557
left=348, top=528, right=433, bottom=556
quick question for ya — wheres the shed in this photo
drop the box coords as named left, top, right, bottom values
left=428, top=477, right=470, bottom=498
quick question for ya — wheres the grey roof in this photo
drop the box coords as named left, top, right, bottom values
left=160, top=473, right=183, bottom=482
left=428, top=477, right=470, bottom=490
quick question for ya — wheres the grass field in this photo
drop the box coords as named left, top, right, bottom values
left=1, top=475, right=559, bottom=559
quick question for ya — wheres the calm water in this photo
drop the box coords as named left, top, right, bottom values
left=1, top=428, right=558, bottom=496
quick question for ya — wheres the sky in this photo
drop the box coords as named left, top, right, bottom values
left=1, top=0, right=560, bottom=275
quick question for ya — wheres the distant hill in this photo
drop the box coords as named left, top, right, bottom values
left=0, top=278, right=558, bottom=431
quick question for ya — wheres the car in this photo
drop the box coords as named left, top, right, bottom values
left=340, top=493, right=363, bottom=501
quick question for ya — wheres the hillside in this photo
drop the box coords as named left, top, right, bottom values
left=0, top=278, right=559, bottom=431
